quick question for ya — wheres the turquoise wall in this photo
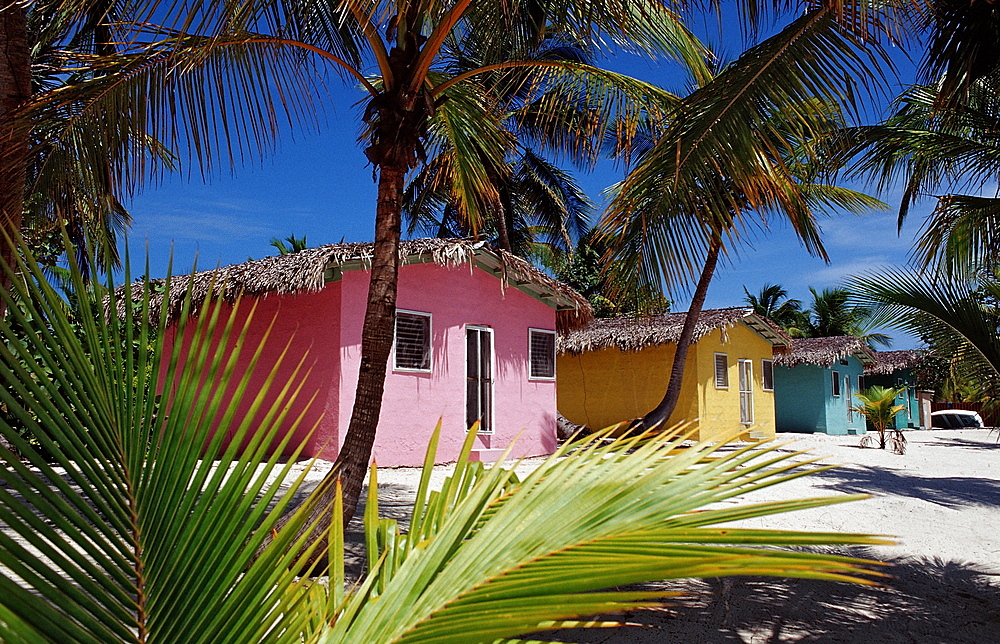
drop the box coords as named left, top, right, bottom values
left=774, top=357, right=868, bottom=435
left=864, top=368, right=922, bottom=430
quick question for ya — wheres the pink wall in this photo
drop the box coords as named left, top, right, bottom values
left=163, top=287, right=342, bottom=460
left=338, top=262, right=559, bottom=466
left=164, top=261, right=559, bottom=467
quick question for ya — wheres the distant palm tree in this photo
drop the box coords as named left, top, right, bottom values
left=269, top=234, right=309, bottom=255
left=803, top=287, right=891, bottom=348
left=743, top=283, right=807, bottom=335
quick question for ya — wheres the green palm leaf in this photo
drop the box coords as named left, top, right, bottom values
left=315, top=425, right=889, bottom=643
left=0, top=239, right=331, bottom=643
left=846, top=267, right=1000, bottom=377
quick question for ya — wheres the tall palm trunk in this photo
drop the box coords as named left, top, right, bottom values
left=333, top=161, right=404, bottom=520
left=641, top=235, right=722, bottom=429
left=269, top=41, right=428, bottom=565
left=0, top=2, right=31, bottom=313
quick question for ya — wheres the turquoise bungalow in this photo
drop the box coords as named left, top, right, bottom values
left=864, top=350, right=928, bottom=430
left=773, top=336, right=876, bottom=435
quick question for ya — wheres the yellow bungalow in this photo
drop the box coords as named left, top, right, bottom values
left=557, top=308, right=790, bottom=441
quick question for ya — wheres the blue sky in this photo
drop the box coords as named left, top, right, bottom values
left=123, top=17, right=928, bottom=348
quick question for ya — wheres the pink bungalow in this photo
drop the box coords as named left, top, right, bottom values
left=149, top=239, right=592, bottom=466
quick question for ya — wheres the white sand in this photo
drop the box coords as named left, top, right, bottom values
left=316, top=428, right=1000, bottom=643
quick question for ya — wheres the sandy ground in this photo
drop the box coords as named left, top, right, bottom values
left=300, top=428, right=1000, bottom=643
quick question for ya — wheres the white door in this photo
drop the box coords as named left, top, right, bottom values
left=738, top=360, right=753, bottom=425
left=846, top=375, right=853, bottom=421
left=466, top=327, right=493, bottom=433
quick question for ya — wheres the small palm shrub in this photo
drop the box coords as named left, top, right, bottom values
left=855, top=386, right=907, bottom=454
left=0, top=244, right=892, bottom=642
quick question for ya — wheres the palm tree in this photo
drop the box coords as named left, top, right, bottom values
left=602, top=11, right=889, bottom=428
left=402, top=37, right=598, bottom=256
left=743, top=283, right=808, bottom=334
left=917, top=0, right=1000, bottom=109
left=847, top=267, right=1000, bottom=386
left=269, top=234, right=309, bottom=255
left=853, top=386, right=907, bottom=454
left=551, top=227, right=671, bottom=317
left=803, top=287, right=892, bottom=348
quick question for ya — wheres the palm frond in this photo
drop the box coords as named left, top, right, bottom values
left=912, top=194, right=1000, bottom=273
left=846, top=268, right=1000, bottom=376
left=0, top=238, right=332, bottom=642
left=319, top=424, right=889, bottom=643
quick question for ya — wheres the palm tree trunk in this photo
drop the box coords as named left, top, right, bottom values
left=0, top=2, right=31, bottom=312
left=641, top=236, right=722, bottom=429
left=494, top=183, right=512, bottom=252
left=334, top=162, right=404, bottom=517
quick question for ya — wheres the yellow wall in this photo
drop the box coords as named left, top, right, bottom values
left=556, top=342, right=699, bottom=432
left=557, top=322, right=776, bottom=441
left=692, top=325, right=776, bottom=441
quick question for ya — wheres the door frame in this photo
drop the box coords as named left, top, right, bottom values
left=465, top=325, right=495, bottom=434
left=738, top=359, right=754, bottom=425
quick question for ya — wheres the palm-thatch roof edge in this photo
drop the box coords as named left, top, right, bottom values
left=114, top=238, right=593, bottom=332
left=864, top=349, right=927, bottom=375
left=557, top=307, right=791, bottom=355
left=773, top=336, right=877, bottom=368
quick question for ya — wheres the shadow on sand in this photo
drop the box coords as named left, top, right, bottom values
left=807, top=465, right=1000, bottom=510
left=922, top=436, right=1000, bottom=451
left=543, top=550, right=1000, bottom=643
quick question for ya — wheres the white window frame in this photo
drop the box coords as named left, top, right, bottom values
left=714, top=353, right=729, bottom=389
left=528, top=328, right=557, bottom=381
left=761, top=359, right=774, bottom=392
left=393, top=309, right=432, bottom=373
left=832, top=370, right=841, bottom=397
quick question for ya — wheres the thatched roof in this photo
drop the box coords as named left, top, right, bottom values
left=557, top=307, right=791, bottom=355
left=116, top=238, right=592, bottom=332
left=865, top=349, right=926, bottom=376
left=773, top=336, right=877, bottom=368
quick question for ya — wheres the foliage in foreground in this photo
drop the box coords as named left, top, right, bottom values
left=853, top=386, right=907, bottom=455
left=319, top=425, right=891, bottom=643
left=0, top=248, right=893, bottom=642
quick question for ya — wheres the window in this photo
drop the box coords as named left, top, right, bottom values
left=394, top=311, right=431, bottom=371
left=529, top=329, right=556, bottom=379
left=714, top=353, right=729, bottom=389
left=761, top=359, right=774, bottom=391
left=832, top=370, right=841, bottom=397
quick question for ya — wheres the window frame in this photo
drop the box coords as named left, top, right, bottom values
left=714, top=353, right=729, bottom=389
left=527, top=328, right=557, bottom=381
left=393, top=309, right=433, bottom=373
left=832, top=370, right=841, bottom=397
left=761, top=359, right=774, bottom=392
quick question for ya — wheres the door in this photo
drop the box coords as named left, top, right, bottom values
left=846, top=375, right=853, bottom=422
left=466, top=326, right=493, bottom=433
left=738, top=359, right=753, bottom=425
